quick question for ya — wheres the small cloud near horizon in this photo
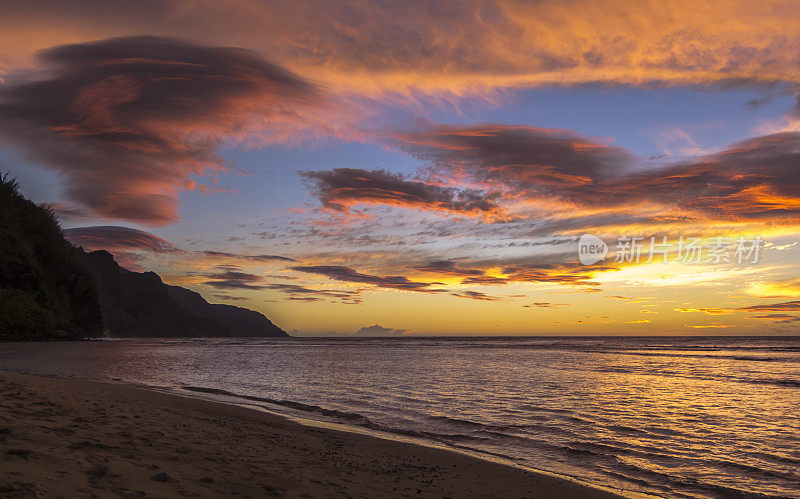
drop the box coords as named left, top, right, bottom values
left=354, top=324, right=411, bottom=337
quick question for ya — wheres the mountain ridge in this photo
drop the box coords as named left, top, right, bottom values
left=166, top=285, right=287, bottom=337
left=0, top=172, right=287, bottom=340
left=75, top=248, right=289, bottom=338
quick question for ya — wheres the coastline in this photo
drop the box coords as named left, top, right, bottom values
left=0, top=371, right=624, bottom=498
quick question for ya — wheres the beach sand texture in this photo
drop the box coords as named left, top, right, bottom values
left=0, top=371, right=621, bottom=498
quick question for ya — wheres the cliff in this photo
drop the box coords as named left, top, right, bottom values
left=166, top=285, right=287, bottom=337
left=0, top=174, right=102, bottom=340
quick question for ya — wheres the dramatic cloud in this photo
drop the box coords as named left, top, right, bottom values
left=456, top=262, right=614, bottom=288
left=615, top=133, right=800, bottom=222
left=0, top=36, right=321, bottom=225
left=4, top=2, right=800, bottom=335
left=297, top=124, right=647, bottom=225
left=3, top=1, right=800, bottom=96
left=396, top=125, right=634, bottom=193
left=300, top=168, right=504, bottom=220
left=410, top=255, right=617, bottom=290
left=389, top=124, right=800, bottom=225
left=202, top=250, right=297, bottom=263
left=63, top=225, right=181, bottom=270
left=64, top=225, right=180, bottom=253
left=290, top=265, right=446, bottom=292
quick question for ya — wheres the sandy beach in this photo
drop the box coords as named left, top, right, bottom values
left=0, top=371, right=622, bottom=498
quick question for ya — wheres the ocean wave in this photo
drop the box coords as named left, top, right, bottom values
left=608, top=423, right=652, bottom=436
left=710, top=459, right=800, bottom=481
left=567, top=440, right=686, bottom=463
left=515, top=404, right=574, bottom=414
left=591, top=367, right=800, bottom=389
left=182, top=385, right=506, bottom=449
left=182, top=385, right=373, bottom=424
left=642, top=425, right=683, bottom=436
left=749, top=451, right=800, bottom=466
left=746, top=378, right=800, bottom=388
left=600, top=470, right=676, bottom=494
left=605, top=350, right=791, bottom=363
left=427, top=414, right=487, bottom=428
left=610, top=459, right=791, bottom=499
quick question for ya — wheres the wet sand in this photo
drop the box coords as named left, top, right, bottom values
left=0, top=371, right=622, bottom=498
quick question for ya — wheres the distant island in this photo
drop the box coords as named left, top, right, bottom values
left=0, top=174, right=287, bottom=340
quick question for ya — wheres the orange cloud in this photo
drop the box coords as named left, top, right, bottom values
left=300, top=168, right=508, bottom=221
left=410, top=258, right=617, bottom=290
left=290, top=265, right=448, bottom=293
left=0, top=36, right=326, bottom=225
left=385, top=124, right=800, bottom=228
left=3, top=1, right=800, bottom=97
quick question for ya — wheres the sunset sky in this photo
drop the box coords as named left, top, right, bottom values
left=2, top=0, right=800, bottom=335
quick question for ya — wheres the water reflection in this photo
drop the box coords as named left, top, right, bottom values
left=0, top=336, right=798, bottom=498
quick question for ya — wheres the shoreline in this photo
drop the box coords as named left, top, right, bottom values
left=0, top=370, right=625, bottom=498
left=164, top=385, right=626, bottom=494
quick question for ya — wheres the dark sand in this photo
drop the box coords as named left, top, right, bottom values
left=0, top=371, right=622, bottom=498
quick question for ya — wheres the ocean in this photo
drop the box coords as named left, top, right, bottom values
left=0, top=336, right=798, bottom=498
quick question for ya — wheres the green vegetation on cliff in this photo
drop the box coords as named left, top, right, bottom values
left=0, top=174, right=103, bottom=340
